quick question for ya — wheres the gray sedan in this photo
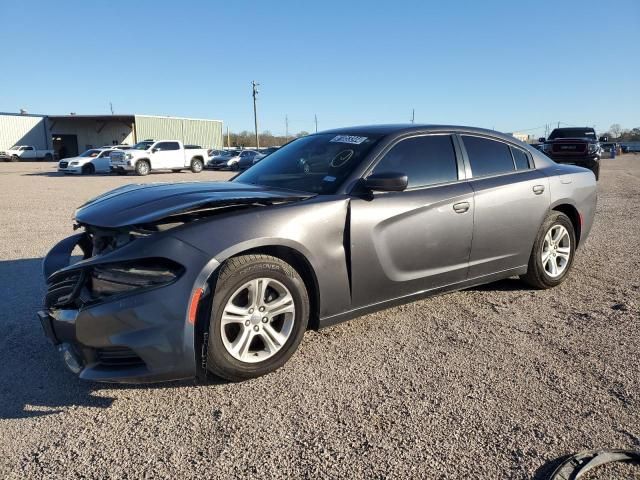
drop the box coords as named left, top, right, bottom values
left=38, top=125, right=597, bottom=383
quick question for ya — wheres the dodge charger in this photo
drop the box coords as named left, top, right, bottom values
left=38, top=125, right=597, bottom=382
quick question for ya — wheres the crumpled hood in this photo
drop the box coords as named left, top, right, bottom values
left=75, top=181, right=314, bottom=228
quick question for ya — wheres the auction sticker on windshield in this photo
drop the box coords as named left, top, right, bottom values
left=330, top=135, right=368, bottom=145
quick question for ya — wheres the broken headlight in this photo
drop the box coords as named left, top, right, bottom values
left=90, top=259, right=183, bottom=298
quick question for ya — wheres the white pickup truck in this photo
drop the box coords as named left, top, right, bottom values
left=109, top=140, right=208, bottom=175
left=0, top=145, right=55, bottom=161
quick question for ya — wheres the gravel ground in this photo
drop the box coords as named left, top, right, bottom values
left=0, top=158, right=638, bottom=479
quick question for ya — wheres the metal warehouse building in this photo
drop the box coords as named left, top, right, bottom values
left=0, top=112, right=223, bottom=159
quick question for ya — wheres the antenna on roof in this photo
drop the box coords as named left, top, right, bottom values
left=110, top=102, right=114, bottom=115
left=411, top=109, right=415, bottom=124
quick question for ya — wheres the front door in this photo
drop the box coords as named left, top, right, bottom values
left=349, top=134, right=474, bottom=308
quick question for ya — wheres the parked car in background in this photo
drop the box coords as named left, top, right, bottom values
left=38, top=124, right=597, bottom=383
left=109, top=140, right=207, bottom=175
left=258, top=146, right=280, bottom=156
left=237, top=150, right=265, bottom=170
left=0, top=145, right=55, bottom=162
left=530, top=144, right=544, bottom=152
left=208, top=148, right=225, bottom=157
left=58, top=148, right=115, bottom=175
left=539, top=127, right=604, bottom=180
left=101, top=144, right=131, bottom=150
left=207, top=150, right=242, bottom=170
left=621, top=145, right=629, bottom=153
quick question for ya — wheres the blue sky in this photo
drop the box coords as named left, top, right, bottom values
left=1, top=0, right=638, bottom=137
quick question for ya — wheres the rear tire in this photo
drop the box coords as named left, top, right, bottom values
left=135, top=160, right=150, bottom=176
left=206, top=254, right=309, bottom=382
left=520, top=211, right=576, bottom=289
left=190, top=158, right=203, bottom=173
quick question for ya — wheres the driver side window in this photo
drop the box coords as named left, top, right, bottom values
left=372, top=135, right=458, bottom=189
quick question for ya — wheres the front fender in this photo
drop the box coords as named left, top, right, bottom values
left=173, top=197, right=352, bottom=318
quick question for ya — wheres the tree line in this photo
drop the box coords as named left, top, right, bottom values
left=224, top=130, right=310, bottom=148
left=601, top=124, right=640, bottom=142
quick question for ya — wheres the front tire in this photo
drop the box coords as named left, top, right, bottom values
left=206, top=254, right=309, bottom=381
left=81, top=163, right=95, bottom=175
left=135, top=160, right=150, bottom=176
left=520, top=212, right=576, bottom=289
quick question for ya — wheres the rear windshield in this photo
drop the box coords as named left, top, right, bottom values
left=549, top=129, right=596, bottom=140
left=233, top=133, right=382, bottom=194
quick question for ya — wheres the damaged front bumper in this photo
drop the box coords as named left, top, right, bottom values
left=37, top=230, right=216, bottom=383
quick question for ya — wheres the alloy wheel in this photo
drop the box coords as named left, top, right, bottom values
left=541, top=225, right=571, bottom=278
left=220, top=277, right=295, bottom=363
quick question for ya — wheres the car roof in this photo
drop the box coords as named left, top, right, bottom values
left=318, top=124, right=521, bottom=143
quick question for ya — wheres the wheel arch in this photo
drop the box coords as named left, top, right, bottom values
left=551, top=203, right=582, bottom=246
left=192, top=244, right=321, bottom=381
left=228, top=245, right=320, bottom=330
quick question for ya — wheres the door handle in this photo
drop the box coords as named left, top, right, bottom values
left=453, top=201, right=470, bottom=214
left=532, top=185, right=545, bottom=195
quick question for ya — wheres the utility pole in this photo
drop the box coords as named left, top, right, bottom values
left=411, top=108, right=415, bottom=124
left=314, top=114, right=318, bottom=133
left=557, top=121, right=560, bottom=128
left=252, top=80, right=260, bottom=149
left=109, top=102, right=114, bottom=115
left=285, top=115, right=289, bottom=143
left=226, top=126, right=230, bottom=149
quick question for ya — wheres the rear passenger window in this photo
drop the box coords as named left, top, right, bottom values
left=510, top=146, right=531, bottom=170
left=462, top=136, right=514, bottom=177
left=372, top=135, right=458, bottom=188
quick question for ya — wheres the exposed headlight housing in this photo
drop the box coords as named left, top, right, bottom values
left=543, top=143, right=553, bottom=153
left=588, top=143, right=599, bottom=154
left=90, top=259, right=183, bottom=299
left=125, top=153, right=133, bottom=159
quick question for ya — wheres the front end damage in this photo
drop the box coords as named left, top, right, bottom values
left=37, top=182, right=313, bottom=382
left=38, top=225, right=212, bottom=383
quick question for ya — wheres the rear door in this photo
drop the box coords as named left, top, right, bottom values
left=459, top=135, right=550, bottom=278
left=349, top=133, right=474, bottom=308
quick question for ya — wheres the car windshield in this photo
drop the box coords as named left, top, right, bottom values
left=132, top=141, right=154, bottom=150
left=549, top=129, right=596, bottom=140
left=233, top=133, right=382, bottom=194
left=11, top=146, right=24, bottom=150
left=79, top=149, right=102, bottom=158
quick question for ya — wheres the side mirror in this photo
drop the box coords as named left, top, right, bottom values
left=538, top=137, right=546, bottom=143
left=151, top=148, right=158, bottom=153
left=364, top=172, right=408, bottom=192
left=599, top=136, right=608, bottom=142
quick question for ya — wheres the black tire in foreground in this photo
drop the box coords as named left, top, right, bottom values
left=521, top=211, right=576, bottom=289
left=206, top=254, right=309, bottom=382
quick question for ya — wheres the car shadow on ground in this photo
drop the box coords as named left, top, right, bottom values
left=468, top=277, right=532, bottom=292
left=0, top=257, right=225, bottom=420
